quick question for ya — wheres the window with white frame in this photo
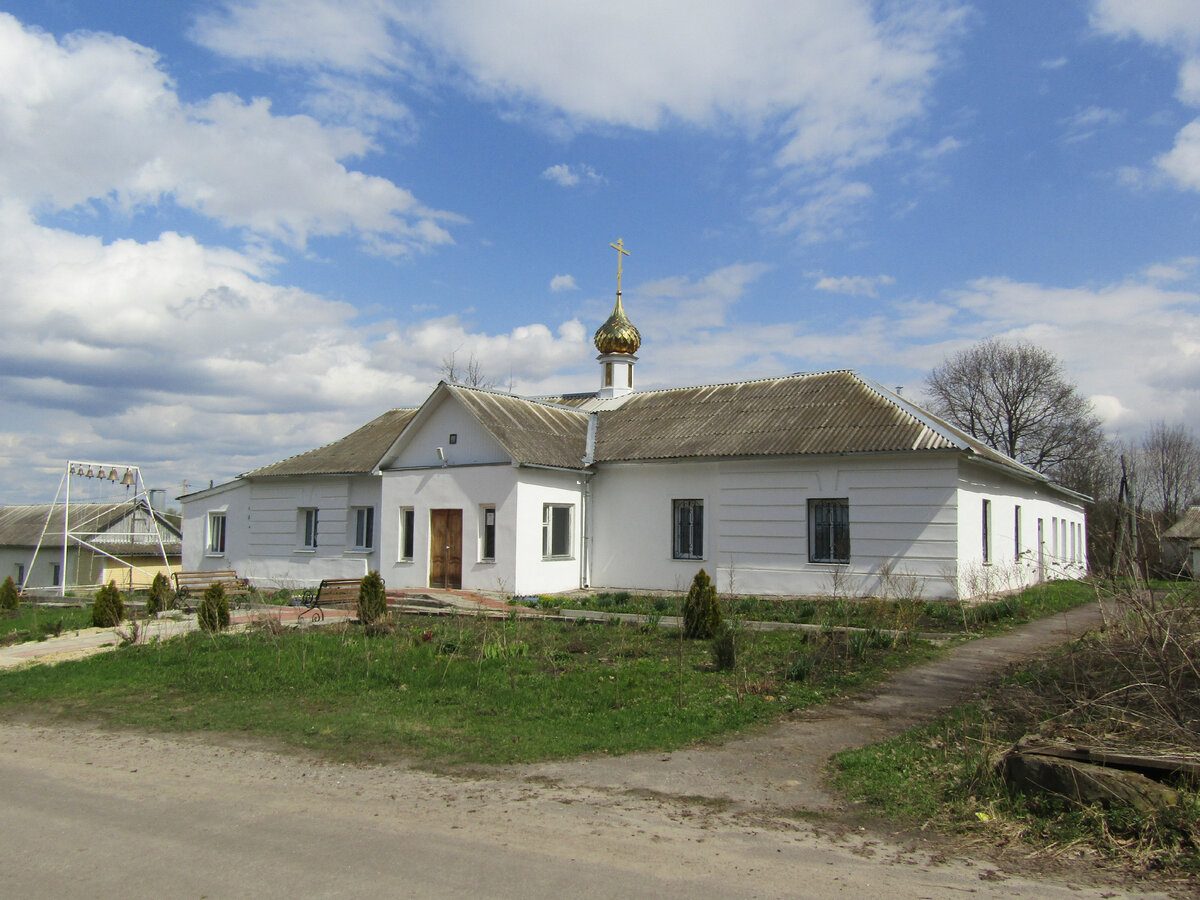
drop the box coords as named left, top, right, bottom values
left=542, top=504, right=572, bottom=559
left=16, top=563, right=24, bottom=587
left=1014, top=505, right=1022, bottom=562
left=353, top=507, right=375, bottom=550
left=399, top=508, right=415, bottom=561
left=808, top=498, right=850, bottom=563
left=207, top=512, right=226, bottom=555
left=51, top=563, right=61, bottom=587
left=301, top=508, right=319, bottom=549
left=672, top=499, right=704, bottom=559
left=480, top=505, right=496, bottom=562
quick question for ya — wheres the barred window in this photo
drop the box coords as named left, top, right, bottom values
left=808, top=498, right=850, bottom=563
left=673, top=499, right=704, bottom=560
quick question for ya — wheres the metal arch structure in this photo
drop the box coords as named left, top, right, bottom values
left=26, top=460, right=175, bottom=597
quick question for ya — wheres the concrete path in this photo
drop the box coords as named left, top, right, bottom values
left=0, top=605, right=355, bottom=670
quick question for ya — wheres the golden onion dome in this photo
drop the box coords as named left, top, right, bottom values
left=593, top=293, right=641, bottom=355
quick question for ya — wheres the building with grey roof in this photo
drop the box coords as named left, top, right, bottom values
left=182, top=276, right=1088, bottom=600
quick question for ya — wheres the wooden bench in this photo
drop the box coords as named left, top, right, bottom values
left=174, top=570, right=251, bottom=603
left=298, top=577, right=363, bottom=622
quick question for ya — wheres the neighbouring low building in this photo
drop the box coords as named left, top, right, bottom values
left=0, top=499, right=181, bottom=592
left=1162, top=506, right=1200, bottom=578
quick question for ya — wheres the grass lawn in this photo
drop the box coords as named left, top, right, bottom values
left=0, top=613, right=937, bottom=766
left=0, top=605, right=93, bottom=646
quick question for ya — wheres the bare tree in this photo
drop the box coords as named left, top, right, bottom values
left=439, top=350, right=493, bottom=388
left=1141, top=422, right=1200, bottom=522
left=924, top=339, right=1103, bottom=477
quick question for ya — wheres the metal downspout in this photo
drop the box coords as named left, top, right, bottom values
left=580, top=412, right=598, bottom=589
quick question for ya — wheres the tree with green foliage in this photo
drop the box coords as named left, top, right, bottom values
left=356, top=571, right=387, bottom=626
left=683, top=568, right=722, bottom=639
left=92, top=581, right=124, bottom=627
left=146, top=572, right=173, bottom=616
left=197, top=583, right=230, bottom=632
left=0, top=575, right=19, bottom=613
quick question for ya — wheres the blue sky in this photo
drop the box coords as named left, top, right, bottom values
left=2, top=0, right=1199, bottom=506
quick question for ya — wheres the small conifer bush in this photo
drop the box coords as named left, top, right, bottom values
left=683, top=568, right=722, bottom=639
left=711, top=625, right=736, bottom=671
left=91, top=581, right=125, bottom=627
left=197, top=583, right=230, bottom=633
left=0, top=575, right=19, bottom=613
left=357, top=571, right=387, bottom=626
left=146, top=572, right=173, bottom=616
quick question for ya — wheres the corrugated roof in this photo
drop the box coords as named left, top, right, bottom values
left=0, top=503, right=181, bottom=549
left=448, top=385, right=591, bottom=469
left=591, top=371, right=963, bottom=462
left=236, top=371, right=1054, bottom=484
left=1164, top=506, right=1200, bottom=540
left=245, top=408, right=417, bottom=477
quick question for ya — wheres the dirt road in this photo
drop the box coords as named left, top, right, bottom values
left=0, top=602, right=1171, bottom=898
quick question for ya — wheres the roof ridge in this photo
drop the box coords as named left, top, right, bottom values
left=610, top=368, right=858, bottom=400
left=448, top=382, right=591, bottom=415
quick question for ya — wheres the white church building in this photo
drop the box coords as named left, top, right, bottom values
left=181, top=253, right=1088, bottom=601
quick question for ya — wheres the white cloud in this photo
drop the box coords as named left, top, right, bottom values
left=541, top=163, right=603, bottom=187
left=632, top=263, right=772, bottom=335
left=755, top=177, right=874, bottom=243
left=190, top=0, right=406, bottom=74
left=1059, top=106, right=1123, bottom=144
left=1092, top=1, right=1200, bottom=190
left=812, top=273, right=896, bottom=297
left=1156, top=119, right=1200, bottom=191
left=0, top=201, right=586, bottom=501
left=550, top=274, right=578, bottom=292
left=1041, top=57, right=1068, bottom=70
left=1144, top=257, right=1199, bottom=282
left=0, top=14, right=458, bottom=253
left=189, top=1, right=966, bottom=239
left=1091, top=1, right=1200, bottom=48
left=411, top=1, right=964, bottom=171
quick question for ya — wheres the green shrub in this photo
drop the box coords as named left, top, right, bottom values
left=786, top=651, right=812, bottom=683
left=91, top=581, right=124, bottom=627
left=197, top=583, right=230, bottom=633
left=683, top=568, right=722, bottom=639
left=711, top=625, right=736, bottom=671
left=146, top=572, right=173, bottom=616
left=0, top=576, right=19, bottom=612
left=357, top=571, right=387, bottom=626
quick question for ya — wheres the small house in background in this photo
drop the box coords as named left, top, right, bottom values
left=1162, top=506, right=1200, bottom=578
left=0, top=500, right=181, bottom=593
left=180, top=246, right=1090, bottom=602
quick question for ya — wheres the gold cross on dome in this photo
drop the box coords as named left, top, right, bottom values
left=610, top=238, right=630, bottom=294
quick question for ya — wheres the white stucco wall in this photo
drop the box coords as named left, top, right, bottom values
left=181, top=479, right=248, bottom=573
left=380, top=463, right=525, bottom=593
left=512, top=469, right=587, bottom=595
left=589, top=453, right=964, bottom=599
left=390, top=392, right=509, bottom=470
left=182, top=475, right=382, bottom=588
left=2, top=547, right=71, bottom=589
left=379, top=463, right=588, bottom=596
left=954, top=461, right=1088, bottom=598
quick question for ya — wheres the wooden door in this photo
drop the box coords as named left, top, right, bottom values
left=429, top=509, right=463, bottom=589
